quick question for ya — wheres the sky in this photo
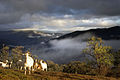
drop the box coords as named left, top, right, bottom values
left=0, top=0, right=120, bottom=32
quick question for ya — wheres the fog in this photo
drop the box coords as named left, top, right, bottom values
left=29, top=37, right=120, bottom=64
left=104, top=40, right=120, bottom=50
left=50, top=39, right=86, bottom=50
left=29, top=33, right=91, bottom=63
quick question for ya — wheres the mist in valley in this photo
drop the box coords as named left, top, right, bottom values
left=29, top=33, right=120, bottom=64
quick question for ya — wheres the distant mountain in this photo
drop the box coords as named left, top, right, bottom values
left=0, top=30, right=62, bottom=48
left=57, top=26, right=120, bottom=40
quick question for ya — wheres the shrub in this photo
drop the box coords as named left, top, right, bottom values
left=63, top=61, right=92, bottom=74
left=47, top=60, right=63, bottom=72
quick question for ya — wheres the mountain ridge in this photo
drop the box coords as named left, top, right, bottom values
left=57, top=26, right=120, bottom=40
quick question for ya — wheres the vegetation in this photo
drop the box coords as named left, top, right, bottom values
left=0, top=45, right=9, bottom=62
left=0, top=67, right=117, bottom=80
left=83, top=36, right=114, bottom=76
left=47, top=60, right=63, bottom=72
left=113, top=50, right=120, bottom=67
left=107, top=50, right=120, bottom=77
left=63, top=61, right=91, bottom=74
left=0, top=36, right=120, bottom=79
left=11, top=46, right=24, bottom=69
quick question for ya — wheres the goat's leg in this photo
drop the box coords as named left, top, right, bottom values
left=9, top=64, right=11, bottom=68
left=10, top=65, right=11, bottom=68
left=24, top=67, right=26, bottom=75
left=42, top=68, right=44, bottom=71
left=31, top=66, right=34, bottom=73
left=45, top=68, right=47, bottom=71
left=29, top=67, right=31, bottom=74
left=20, top=66, right=22, bottom=70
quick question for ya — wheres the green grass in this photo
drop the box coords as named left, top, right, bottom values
left=0, top=67, right=118, bottom=80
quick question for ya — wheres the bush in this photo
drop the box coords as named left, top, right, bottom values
left=47, top=60, right=63, bottom=72
left=63, top=61, right=92, bottom=74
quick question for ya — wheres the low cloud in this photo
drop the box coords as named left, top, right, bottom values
left=29, top=37, right=87, bottom=63
left=50, top=39, right=86, bottom=50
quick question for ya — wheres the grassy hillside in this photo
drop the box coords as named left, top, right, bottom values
left=0, top=67, right=118, bottom=80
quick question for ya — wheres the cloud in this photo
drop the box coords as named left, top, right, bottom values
left=37, top=38, right=87, bottom=63
left=10, top=14, right=120, bottom=32
left=1, top=0, right=120, bottom=15
left=0, top=0, right=120, bottom=31
left=50, top=39, right=86, bottom=50
left=30, top=32, right=93, bottom=63
left=28, top=32, right=120, bottom=63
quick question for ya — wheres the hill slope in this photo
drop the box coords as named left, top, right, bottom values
left=0, top=67, right=117, bottom=80
left=0, top=30, right=62, bottom=47
left=57, top=26, right=120, bottom=40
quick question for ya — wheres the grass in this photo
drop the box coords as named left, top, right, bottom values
left=0, top=67, right=119, bottom=80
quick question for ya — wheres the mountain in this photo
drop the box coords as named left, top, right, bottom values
left=0, top=30, right=62, bottom=47
left=0, top=26, right=119, bottom=64
left=57, top=26, right=120, bottom=40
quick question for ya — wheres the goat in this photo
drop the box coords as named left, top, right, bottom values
left=33, top=59, right=39, bottom=71
left=39, top=60, right=47, bottom=71
left=0, top=60, right=10, bottom=68
left=17, top=60, right=23, bottom=70
left=33, top=59, right=43, bottom=71
left=24, top=52, right=34, bottom=75
left=37, top=64, right=42, bottom=70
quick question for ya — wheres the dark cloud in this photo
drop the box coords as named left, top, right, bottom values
left=59, top=0, right=120, bottom=16
left=0, top=0, right=120, bottom=30
left=0, top=12, right=22, bottom=24
left=1, top=0, right=120, bottom=15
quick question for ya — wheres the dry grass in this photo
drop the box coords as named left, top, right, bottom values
left=0, top=67, right=119, bottom=80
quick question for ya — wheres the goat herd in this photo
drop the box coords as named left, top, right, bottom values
left=0, top=51, right=47, bottom=75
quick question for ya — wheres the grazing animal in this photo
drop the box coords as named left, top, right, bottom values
left=33, top=59, right=39, bottom=71
left=33, top=59, right=43, bottom=71
left=0, top=60, right=9, bottom=68
left=24, top=52, right=34, bottom=75
left=17, top=60, right=23, bottom=70
left=37, top=64, right=42, bottom=70
left=39, top=60, right=47, bottom=71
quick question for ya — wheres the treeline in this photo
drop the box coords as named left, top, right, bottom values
left=0, top=36, right=120, bottom=78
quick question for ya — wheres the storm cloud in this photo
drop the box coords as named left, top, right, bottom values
left=0, top=0, right=120, bottom=31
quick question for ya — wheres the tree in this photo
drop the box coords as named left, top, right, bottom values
left=83, top=36, right=114, bottom=75
left=11, top=46, right=24, bottom=68
left=0, top=45, right=9, bottom=62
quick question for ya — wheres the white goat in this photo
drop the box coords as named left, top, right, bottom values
left=39, top=60, right=47, bottom=71
left=0, top=60, right=9, bottom=68
left=24, top=52, right=34, bottom=75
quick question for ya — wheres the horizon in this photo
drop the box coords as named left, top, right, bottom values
left=1, top=25, right=118, bottom=33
